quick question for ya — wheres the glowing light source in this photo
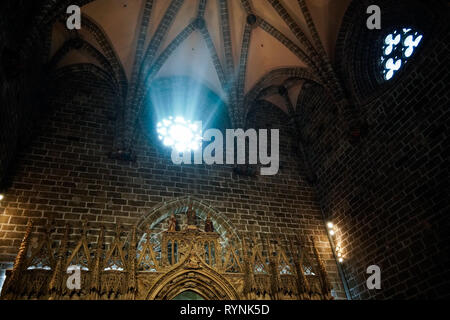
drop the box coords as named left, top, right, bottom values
left=335, top=243, right=344, bottom=263
left=157, top=116, right=202, bottom=152
left=0, top=194, right=3, bottom=201
left=381, top=28, right=423, bottom=81
left=327, top=222, right=345, bottom=263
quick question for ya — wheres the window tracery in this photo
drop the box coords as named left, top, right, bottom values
left=381, top=28, right=423, bottom=81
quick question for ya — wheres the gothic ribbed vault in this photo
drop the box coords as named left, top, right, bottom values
left=46, top=0, right=352, bottom=152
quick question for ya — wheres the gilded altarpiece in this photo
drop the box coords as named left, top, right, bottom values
left=1, top=205, right=333, bottom=300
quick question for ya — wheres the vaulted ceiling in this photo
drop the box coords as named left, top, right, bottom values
left=47, top=0, right=353, bottom=150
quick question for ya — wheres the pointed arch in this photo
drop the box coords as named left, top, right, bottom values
left=146, top=252, right=240, bottom=300
left=103, top=228, right=127, bottom=272
left=135, top=196, right=240, bottom=243
left=243, top=67, right=322, bottom=120
left=48, top=38, right=118, bottom=84
left=81, top=13, right=128, bottom=97
left=26, top=231, right=55, bottom=271
left=65, top=230, right=91, bottom=271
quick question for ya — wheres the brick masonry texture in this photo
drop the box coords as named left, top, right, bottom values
left=1, top=0, right=449, bottom=301
left=0, top=71, right=346, bottom=299
left=298, top=2, right=449, bottom=299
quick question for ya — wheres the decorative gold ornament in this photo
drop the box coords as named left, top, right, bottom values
left=1, top=211, right=333, bottom=301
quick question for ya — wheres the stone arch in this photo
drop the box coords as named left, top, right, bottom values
left=48, top=38, right=118, bottom=84
left=135, top=196, right=241, bottom=244
left=243, top=67, right=324, bottom=120
left=146, top=259, right=240, bottom=300
left=48, top=63, right=124, bottom=153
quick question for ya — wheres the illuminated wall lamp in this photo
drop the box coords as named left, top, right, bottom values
left=336, top=245, right=344, bottom=263
left=327, top=221, right=344, bottom=263
left=327, top=222, right=335, bottom=236
left=0, top=194, right=4, bottom=201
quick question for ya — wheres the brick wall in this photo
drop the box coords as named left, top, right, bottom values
left=2, top=0, right=447, bottom=301
left=0, top=0, right=50, bottom=189
left=0, top=70, right=346, bottom=299
left=299, top=2, right=449, bottom=299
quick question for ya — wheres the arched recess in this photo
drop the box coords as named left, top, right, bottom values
left=46, top=11, right=128, bottom=151
left=47, top=63, right=124, bottom=151
left=146, top=260, right=240, bottom=300
left=135, top=196, right=240, bottom=244
left=243, top=67, right=324, bottom=120
left=47, top=14, right=127, bottom=98
left=135, top=197, right=244, bottom=299
left=48, top=38, right=118, bottom=84
left=80, top=13, right=128, bottom=97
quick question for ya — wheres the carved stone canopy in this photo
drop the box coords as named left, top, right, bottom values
left=1, top=218, right=333, bottom=301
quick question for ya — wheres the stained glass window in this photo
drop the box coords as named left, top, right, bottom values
left=381, top=28, right=423, bottom=81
